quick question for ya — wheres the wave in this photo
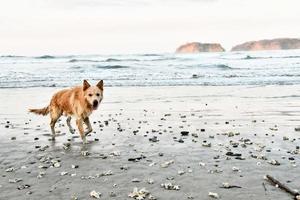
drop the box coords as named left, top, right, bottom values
left=0, top=55, right=24, bottom=58
left=95, top=65, right=129, bottom=69
left=104, top=58, right=140, bottom=62
left=140, top=54, right=161, bottom=56
left=243, top=55, right=300, bottom=60
left=215, top=64, right=233, bottom=70
left=35, top=55, right=56, bottom=59
left=69, top=59, right=100, bottom=63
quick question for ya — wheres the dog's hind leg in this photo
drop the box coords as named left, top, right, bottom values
left=66, top=116, right=75, bottom=134
left=84, top=117, right=93, bottom=136
left=50, top=107, right=62, bottom=140
left=76, top=118, right=87, bottom=144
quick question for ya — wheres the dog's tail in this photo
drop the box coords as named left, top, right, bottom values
left=29, top=106, right=49, bottom=116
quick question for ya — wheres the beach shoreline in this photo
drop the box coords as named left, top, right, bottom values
left=0, top=85, right=299, bottom=199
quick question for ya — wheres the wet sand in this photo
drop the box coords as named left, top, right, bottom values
left=0, top=85, right=299, bottom=200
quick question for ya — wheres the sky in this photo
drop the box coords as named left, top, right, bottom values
left=0, top=0, right=300, bottom=55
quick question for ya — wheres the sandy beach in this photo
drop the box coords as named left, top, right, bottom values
left=0, top=85, right=299, bottom=200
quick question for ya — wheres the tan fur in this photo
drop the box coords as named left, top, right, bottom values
left=29, top=80, right=104, bottom=143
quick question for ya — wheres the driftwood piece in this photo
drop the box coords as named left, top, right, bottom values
left=265, top=174, right=299, bottom=199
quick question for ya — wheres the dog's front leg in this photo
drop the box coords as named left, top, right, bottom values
left=66, top=116, right=75, bottom=134
left=84, top=117, right=93, bottom=136
left=76, top=118, right=87, bottom=144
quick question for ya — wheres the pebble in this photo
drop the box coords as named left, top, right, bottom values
left=72, top=164, right=79, bottom=169
left=128, top=187, right=150, bottom=199
left=9, top=178, right=22, bottom=183
left=208, top=192, right=219, bottom=199
left=60, top=171, right=68, bottom=176
left=232, top=166, right=240, bottom=172
left=147, top=178, right=154, bottom=184
left=53, top=162, right=61, bottom=168
left=161, top=160, right=174, bottom=168
left=178, top=170, right=185, bottom=175
left=5, top=167, right=15, bottom=172
left=90, top=190, right=101, bottom=199
left=81, top=151, right=90, bottom=156
left=226, top=152, right=242, bottom=157
left=149, top=136, right=159, bottom=142
left=268, top=159, right=280, bottom=166
left=131, top=178, right=141, bottom=183
left=97, top=170, right=113, bottom=177
left=17, top=184, right=30, bottom=190
left=181, top=131, right=189, bottom=136
left=161, top=182, right=180, bottom=190
left=202, top=141, right=211, bottom=147
left=37, top=171, right=45, bottom=178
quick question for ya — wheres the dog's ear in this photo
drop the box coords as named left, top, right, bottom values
left=83, top=80, right=91, bottom=91
left=96, top=80, right=103, bottom=90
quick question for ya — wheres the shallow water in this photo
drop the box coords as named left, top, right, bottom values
left=1, top=50, right=300, bottom=88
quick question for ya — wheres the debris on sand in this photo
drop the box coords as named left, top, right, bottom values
left=264, top=174, right=300, bottom=199
left=5, top=167, right=15, bottom=172
left=132, top=178, right=141, bottom=183
left=250, top=154, right=267, bottom=160
left=128, top=155, right=146, bottom=162
left=202, top=140, right=211, bottom=147
left=223, top=131, right=239, bottom=137
left=63, top=143, right=71, bottom=150
left=60, top=171, right=68, bottom=176
left=161, top=182, right=180, bottom=190
left=37, top=171, right=46, bottom=179
left=208, top=192, right=219, bottom=199
left=181, top=131, right=189, bottom=136
left=128, top=187, right=153, bottom=200
left=147, top=178, right=154, bottom=184
left=110, top=151, right=121, bottom=156
left=120, top=165, right=129, bottom=170
left=96, top=170, right=113, bottom=177
left=90, top=190, right=101, bottom=199
left=53, top=161, right=61, bottom=168
left=71, top=164, right=79, bottom=169
left=161, top=160, right=174, bottom=168
left=17, top=184, right=30, bottom=190
left=232, top=166, right=240, bottom=172
left=9, top=178, right=22, bottom=183
left=149, top=136, right=159, bottom=142
left=268, top=159, right=280, bottom=166
left=225, top=152, right=242, bottom=157
left=178, top=170, right=185, bottom=175
left=208, top=169, right=223, bottom=174
left=220, top=182, right=242, bottom=189
left=81, top=151, right=90, bottom=156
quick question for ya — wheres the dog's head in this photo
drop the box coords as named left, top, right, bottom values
left=83, top=80, right=104, bottom=110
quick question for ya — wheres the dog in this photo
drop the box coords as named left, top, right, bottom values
left=29, top=80, right=103, bottom=143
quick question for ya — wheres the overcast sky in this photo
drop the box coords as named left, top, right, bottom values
left=0, top=0, right=300, bottom=55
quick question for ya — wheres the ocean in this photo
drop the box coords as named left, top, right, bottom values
left=1, top=50, right=300, bottom=88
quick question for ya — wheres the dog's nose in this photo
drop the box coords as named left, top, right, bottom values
left=93, top=100, right=98, bottom=107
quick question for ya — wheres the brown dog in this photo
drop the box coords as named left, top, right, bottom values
left=29, top=80, right=104, bottom=143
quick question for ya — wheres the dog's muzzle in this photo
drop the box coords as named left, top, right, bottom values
left=93, top=100, right=98, bottom=109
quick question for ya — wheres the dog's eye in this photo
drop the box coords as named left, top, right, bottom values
left=96, top=93, right=100, bottom=96
left=88, top=94, right=92, bottom=97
